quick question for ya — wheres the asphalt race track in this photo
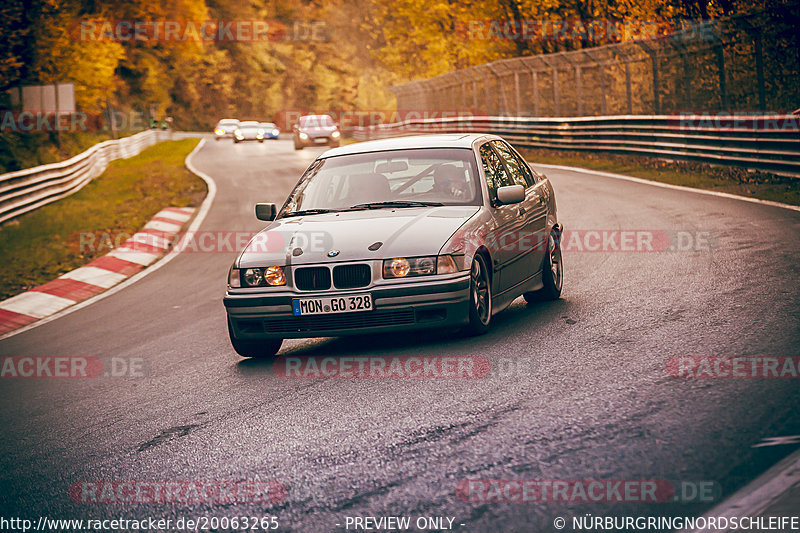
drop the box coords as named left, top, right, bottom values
left=1, top=137, right=799, bottom=532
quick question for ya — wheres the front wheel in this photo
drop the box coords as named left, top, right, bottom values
left=524, top=230, right=563, bottom=303
left=465, top=254, right=492, bottom=335
left=228, top=320, right=282, bottom=358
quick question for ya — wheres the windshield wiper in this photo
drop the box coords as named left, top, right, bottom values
left=282, top=208, right=340, bottom=217
left=348, top=201, right=444, bottom=210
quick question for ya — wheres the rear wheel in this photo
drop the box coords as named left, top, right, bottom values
left=465, top=254, right=492, bottom=335
left=228, top=319, right=282, bottom=358
left=524, top=230, right=563, bottom=303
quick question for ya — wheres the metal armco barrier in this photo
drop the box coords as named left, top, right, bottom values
left=352, top=114, right=800, bottom=178
left=0, top=130, right=203, bottom=225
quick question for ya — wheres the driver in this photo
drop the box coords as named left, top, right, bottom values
left=432, top=165, right=468, bottom=199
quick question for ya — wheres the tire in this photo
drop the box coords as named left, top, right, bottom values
left=465, top=254, right=492, bottom=335
left=329, top=141, right=340, bottom=148
left=258, top=139, right=264, bottom=143
left=215, top=137, right=219, bottom=141
left=524, top=229, right=563, bottom=303
left=294, top=141, right=302, bottom=150
left=234, top=139, right=240, bottom=144
left=228, top=319, right=282, bottom=358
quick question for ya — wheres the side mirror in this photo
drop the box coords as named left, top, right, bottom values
left=255, top=203, right=277, bottom=221
left=496, top=184, right=525, bottom=205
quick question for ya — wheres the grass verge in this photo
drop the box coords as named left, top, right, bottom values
left=519, top=148, right=800, bottom=206
left=0, top=138, right=204, bottom=300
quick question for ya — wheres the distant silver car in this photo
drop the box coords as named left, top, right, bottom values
left=233, top=121, right=265, bottom=143
left=213, top=118, right=239, bottom=141
left=225, top=134, right=563, bottom=357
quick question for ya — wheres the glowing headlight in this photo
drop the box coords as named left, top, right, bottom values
left=234, top=129, right=243, bottom=138
left=383, top=256, right=439, bottom=278
left=299, top=132, right=309, bottom=139
left=241, top=267, right=286, bottom=287
left=272, top=129, right=279, bottom=136
left=214, top=128, right=224, bottom=135
left=331, top=131, right=340, bottom=138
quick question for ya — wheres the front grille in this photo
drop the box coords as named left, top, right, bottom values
left=294, top=267, right=331, bottom=291
left=333, top=264, right=371, bottom=289
left=263, top=310, right=415, bottom=333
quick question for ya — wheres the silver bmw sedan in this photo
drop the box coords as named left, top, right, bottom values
left=224, top=134, right=563, bottom=357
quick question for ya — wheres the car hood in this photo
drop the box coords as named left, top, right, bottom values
left=237, top=206, right=479, bottom=267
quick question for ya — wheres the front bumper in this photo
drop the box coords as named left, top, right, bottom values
left=225, top=274, right=470, bottom=339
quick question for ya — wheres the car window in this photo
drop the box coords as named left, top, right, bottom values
left=492, top=140, right=533, bottom=188
left=280, top=148, right=481, bottom=215
left=479, top=143, right=513, bottom=201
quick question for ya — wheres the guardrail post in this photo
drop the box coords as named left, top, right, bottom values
left=754, top=30, right=766, bottom=111
left=514, top=72, right=521, bottom=116
left=553, top=67, right=560, bottom=116
left=575, top=65, right=583, bottom=116
left=716, top=45, right=728, bottom=110
left=533, top=71, right=540, bottom=116
left=625, top=61, right=633, bottom=114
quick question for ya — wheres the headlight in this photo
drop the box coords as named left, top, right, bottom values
left=214, top=128, right=224, bottom=135
left=383, top=256, right=439, bottom=278
left=229, top=267, right=241, bottom=287
left=331, top=131, right=340, bottom=138
left=241, top=266, right=286, bottom=287
left=299, top=132, right=308, bottom=139
left=272, top=129, right=279, bottom=136
left=436, top=255, right=458, bottom=274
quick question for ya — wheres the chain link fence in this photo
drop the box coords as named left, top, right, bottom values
left=391, top=5, right=800, bottom=117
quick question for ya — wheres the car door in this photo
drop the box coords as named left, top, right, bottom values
left=478, top=142, right=529, bottom=295
left=492, top=140, right=549, bottom=274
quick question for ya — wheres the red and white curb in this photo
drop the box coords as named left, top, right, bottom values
left=0, top=207, right=195, bottom=335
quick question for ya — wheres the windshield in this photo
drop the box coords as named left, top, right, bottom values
left=299, top=115, right=334, bottom=128
left=280, top=148, right=481, bottom=216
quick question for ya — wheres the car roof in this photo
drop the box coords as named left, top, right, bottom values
left=320, top=134, right=495, bottom=158
left=218, top=118, right=239, bottom=123
left=239, top=120, right=259, bottom=125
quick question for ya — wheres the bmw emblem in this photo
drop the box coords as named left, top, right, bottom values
left=327, top=250, right=340, bottom=257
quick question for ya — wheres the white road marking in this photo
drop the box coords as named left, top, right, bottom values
left=107, top=249, right=160, bottom=266
left=0, top=292, right=75, bottom=319
left=156, top=209, right=193, bottom=222
left=143, top=220, right=183, bottom=233
left=60, top=266, right=127, bottom=289
left=752, top=436, right=800, bottom=448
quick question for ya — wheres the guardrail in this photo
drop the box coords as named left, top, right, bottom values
left=0, top=130, right=204, bottom=225
left=352, top=114, right=800, bottom=178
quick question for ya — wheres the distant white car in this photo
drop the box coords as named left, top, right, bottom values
left=233, top=121, right=265, bottom=143
left=213, top=119, right=239, bottom=141
left=225, top=134, right=562, bottom=357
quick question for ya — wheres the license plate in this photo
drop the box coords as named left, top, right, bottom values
left=292, top=294, right=373, bottom=316
left=314, top=137, right=328, bottom=143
